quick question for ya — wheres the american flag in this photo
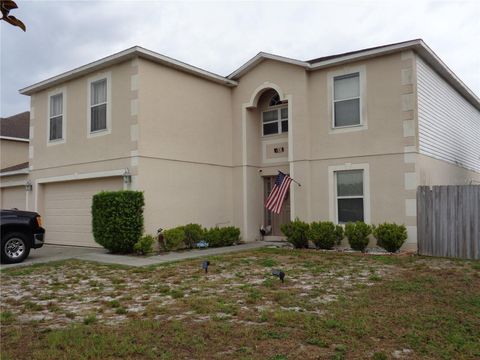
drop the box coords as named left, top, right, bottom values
left=265, top=172, right=293, bottom=214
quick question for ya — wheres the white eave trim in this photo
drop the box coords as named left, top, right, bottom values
left=0, top=168, right=29, bottom=177
left=228, top=52, right=309, bottom=79
left=0, top=136, right=29, bottom=142
left=19, top=46, right=237, bottom=95
left=308, top=40, right=479, bottom=110
left=228, top=40, right=479, bottom=110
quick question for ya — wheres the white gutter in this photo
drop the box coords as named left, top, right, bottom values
left=0, top=136, right=29, bottom=142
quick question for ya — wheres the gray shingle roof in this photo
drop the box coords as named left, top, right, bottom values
left=0, top=111, right=30, bottom=139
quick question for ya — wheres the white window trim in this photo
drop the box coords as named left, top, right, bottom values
left=46, top=87, right=67, bottom=146
left=328, top=163, right=371, bottom=224
left=261, top=105, right=288, bottom=137
left=327, top=65, right=367, bottom=134
left=87, top=71, right=112, bottom=138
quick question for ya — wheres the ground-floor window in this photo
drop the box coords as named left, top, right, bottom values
left=336, top=169, right=364, bottom=222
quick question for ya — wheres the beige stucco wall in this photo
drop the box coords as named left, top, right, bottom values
left=138, top=157, right=233, bottom=236
left=136, top=58, right=235, bottom=235
left=417, top=154, right=480, bottom=185
left=137, top=58, right=232, bottom=165
left=0, top=140, right=28, bottom=169
left=30, top=60, right=136, bottom=172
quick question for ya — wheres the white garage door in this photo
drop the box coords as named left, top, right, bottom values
left=1, top=186, right=26, bottom=210
left=43, top=177, right=123, bottom=247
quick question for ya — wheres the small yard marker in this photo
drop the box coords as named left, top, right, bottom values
left=272, top=269, right=285, bottom=283
left=202, top=260, right=210, bottom=273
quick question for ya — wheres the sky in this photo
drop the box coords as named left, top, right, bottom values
left=1, top=0, right=479, bottom=117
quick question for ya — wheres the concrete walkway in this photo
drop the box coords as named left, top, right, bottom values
left=1, top=241, right=272, bottom=269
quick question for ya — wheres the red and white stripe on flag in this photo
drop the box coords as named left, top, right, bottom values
left=265, top=172, right=293, bottom=214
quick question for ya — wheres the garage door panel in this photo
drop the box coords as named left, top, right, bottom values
left=44, top=215, right=92, bottom=226
left=45, top=208, right=91, bottom=217
left=43, top=177, right=122, bottom=247
left=1, top=186, right=26, bottom=210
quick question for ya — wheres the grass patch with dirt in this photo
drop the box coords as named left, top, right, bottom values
left=1, top=248, right=479, bottom=359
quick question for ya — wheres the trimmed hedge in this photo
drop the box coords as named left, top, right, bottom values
left=204, top=226, right=240, bottom=247
left=184, top=223, right=203, bottom=249
left=309, top=221, right=337, bottom=249
left=281, top=218, right=310, bottom=248
left=161, top=224, right=241, bottom=250
left=373, top=222, right=407, bottom=252
left=163, top=227, right=186, bottom=251
left=345, top=221, right=372, bottom=252
left=134, top=234, right=155, bottom=255
left=92, top=190, right=144, bottom=253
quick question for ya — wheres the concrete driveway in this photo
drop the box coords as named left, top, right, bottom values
left=0, top=244, right=107, bottom=269
left=0, top=241, right=272, bottom=269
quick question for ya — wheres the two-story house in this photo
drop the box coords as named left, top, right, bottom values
left=16, top=39, right=480, bottom=248
left=0, top=111, right=30, bottom=210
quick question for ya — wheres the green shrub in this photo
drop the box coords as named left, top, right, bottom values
left=183, top=223, right=204, bottom=249
left=308, top=221, right=336, bottom=249
left=334, top=225, right=344, bottom=245
left=133, top=234, right=155, bottom=255
left=219, top=226, right=240, bottom=246
left=203, top=227, right=222, bottom=247
left=204, top=226, right=240, bottom=247
left=373, top=222, right=408, bottom=252
left=344, top=221, right=372, bottom=252
left=163, top=226, right=185, bottom=251
left=92, top=190, right=144, bottom=253
left=280, top=218, right=309, bottom=249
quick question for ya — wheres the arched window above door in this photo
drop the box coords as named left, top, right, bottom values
left=263, top=94, right=288, bottom=136
left=269, top=94, right=287, bottom=107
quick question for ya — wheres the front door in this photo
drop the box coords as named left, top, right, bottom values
left=264, top=176, right=291, bottom=236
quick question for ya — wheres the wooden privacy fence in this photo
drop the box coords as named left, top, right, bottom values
left=417, top=185, right=479, bottom=260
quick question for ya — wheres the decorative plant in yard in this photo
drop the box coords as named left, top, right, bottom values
left=203, top=226, right=240, bottom=247
left=344, top=221, right=372, bottom=252
left=308, top=221, right=337, bottom=249
left=373, top=222, right=408, bottom=252
left=183, top=223, right=204, bottom=249
left=163, top=226, right=186, bottom=251
left=281, top=218, right=310, bottom=248
left=92, top=190, right=144, bottom=253
left=133, top=234, right=155, bottom=255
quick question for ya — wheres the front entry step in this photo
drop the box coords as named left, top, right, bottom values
left=263, top=235, right=287, bottom=242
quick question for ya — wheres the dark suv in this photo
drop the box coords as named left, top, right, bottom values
left=1, top=209, right=45, bottom=264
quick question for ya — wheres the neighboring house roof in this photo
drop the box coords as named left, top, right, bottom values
left=0, top=111, right=30, bottom=141
left=18, top=39, right=480, bottom=111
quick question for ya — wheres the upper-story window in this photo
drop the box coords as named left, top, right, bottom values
left=90, top=79, right=107, bottom=132
left=333, top=73, right=360, bottom=127
left=49, top=94, right=63, bottom=140
left=48, top=89, right=66, bottom=144
left=262, top=94, right=288, bottom=136
left=87, top=72, right=111, bottom=137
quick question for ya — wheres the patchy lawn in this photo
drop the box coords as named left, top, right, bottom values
left=1, top=248, right=479, bottom=359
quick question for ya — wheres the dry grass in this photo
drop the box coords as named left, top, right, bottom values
left=1, top=248, right=479, bottom=359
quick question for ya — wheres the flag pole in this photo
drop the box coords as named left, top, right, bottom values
left=278, top=170, right=301, bottom=187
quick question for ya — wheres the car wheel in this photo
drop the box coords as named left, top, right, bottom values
left=1, top=232, right=31, bottom=264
